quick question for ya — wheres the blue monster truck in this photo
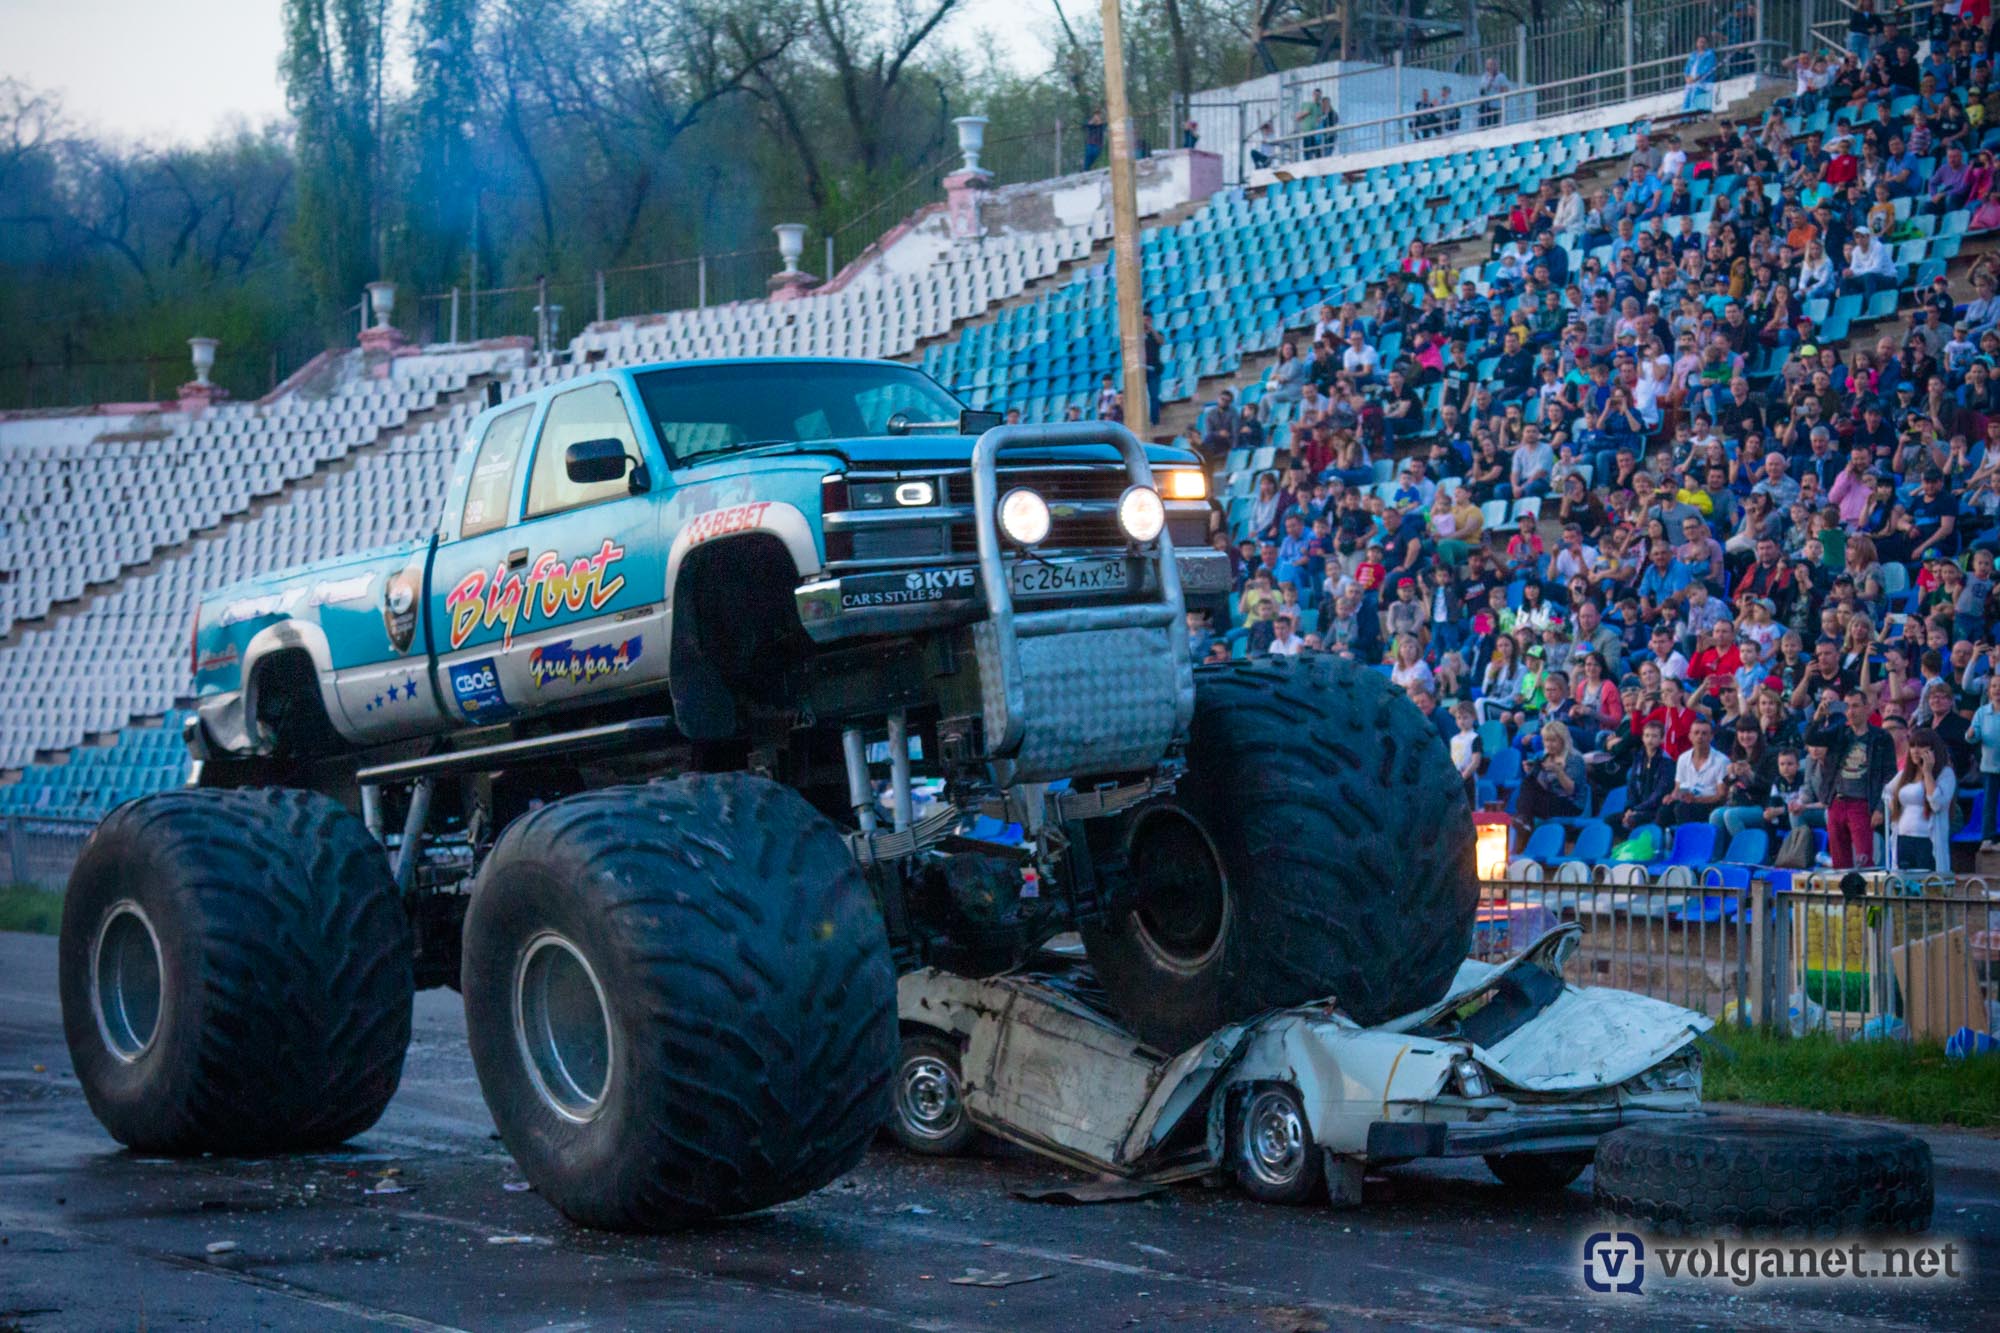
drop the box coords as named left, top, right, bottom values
left=59, top=358, right=1475, bottom=1231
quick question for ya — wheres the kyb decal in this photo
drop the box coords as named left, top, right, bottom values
left=446, top=539, right=627, bottom=650
left=838, top=566, right=978, bottom=609
left=528, top=635, right=643, bottom=688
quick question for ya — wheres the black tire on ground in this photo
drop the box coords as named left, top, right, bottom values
left=58, top=787, right=413, bottom=1154
left=461, top=773, right=897, bottom=1232
left=1485, top=1151, right=1593, bottom=1191
left=1593, top=1117, right=1934, bottom=1237
left=1080, top=655, right=1479, bottom=1052
left=886, top=1030, right=979, bottom=1156
left=1230, top=1083, right=1325, bottom=1205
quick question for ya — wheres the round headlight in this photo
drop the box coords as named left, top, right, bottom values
left=998, top=487, right=1051, bottom=546
left=1118, top=485, right=1165, bottom=543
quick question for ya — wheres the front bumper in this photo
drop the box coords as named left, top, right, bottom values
left=1364, top=1101, right=1702, bottom=1162
left=794, top=547, right=1230, bottom=644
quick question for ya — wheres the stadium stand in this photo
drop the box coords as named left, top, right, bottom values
left=13, top=9, right=2000, bottom=905
left=0, top=364, right=489, bottom=637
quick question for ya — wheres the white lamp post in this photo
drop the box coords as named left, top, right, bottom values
left=773, top=223, right=808, bottom=274
left=187, top=336, right=218, bottom=387
left=953, top=115, right=990, bottom=174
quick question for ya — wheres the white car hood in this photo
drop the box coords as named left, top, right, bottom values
left=1381, top=924, right=1712, bottom=1092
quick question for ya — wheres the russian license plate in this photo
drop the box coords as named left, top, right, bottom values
left=1010, top=557, right=1133, bottom=599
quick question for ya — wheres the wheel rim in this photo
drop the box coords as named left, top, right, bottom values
left=1241, top=1088, right=1308, bottom=1189
left=91, top=901, right=163, bottom=1063
left=1125, top=807, right=1230, bottom=973
left=513, top=933, right=613, bottom=1123
left=895, top=1052, right=965, bottom=1142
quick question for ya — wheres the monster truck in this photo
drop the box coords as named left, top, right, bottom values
left=58, top=357, right=1476, bottom=1231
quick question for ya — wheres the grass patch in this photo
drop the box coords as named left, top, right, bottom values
left=0, top=884, right=62, bottom=935
left=1701, top=1024, right=2000, bottom=1129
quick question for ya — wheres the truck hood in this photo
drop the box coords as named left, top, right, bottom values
left=757, top=435, right=1201, bottom=469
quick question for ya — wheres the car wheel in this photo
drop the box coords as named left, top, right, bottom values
left=1231, top=1083, right=1324, bottom=1205
left=887, top=1031, right=979, bottom=1156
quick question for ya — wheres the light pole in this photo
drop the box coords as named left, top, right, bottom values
left=1100, top=0, right=1151, bottom=437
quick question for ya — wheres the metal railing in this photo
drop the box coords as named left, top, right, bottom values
left=2, top=816, right=93, bottom=893
left=1251, top=39, right=1787, bottom=170
left=1481, top=871, right=2000, bottom=1046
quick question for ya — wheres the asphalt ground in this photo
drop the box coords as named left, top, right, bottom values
left=2, top=929, right=1995, bottom=1332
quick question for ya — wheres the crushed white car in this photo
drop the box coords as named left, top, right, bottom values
left=890, top=924, right=1711, bottom=1204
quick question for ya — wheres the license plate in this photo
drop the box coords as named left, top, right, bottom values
left=1010, top=557, right=1134, bottom=599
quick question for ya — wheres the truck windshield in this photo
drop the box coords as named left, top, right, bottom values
left=632, top=362, right=966, bottom=464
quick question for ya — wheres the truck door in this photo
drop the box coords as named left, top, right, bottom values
left=432, top=381, right=668, bottom=725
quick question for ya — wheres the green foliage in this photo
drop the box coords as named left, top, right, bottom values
left=0, top=0, right=1325, bottom=406
left=0, top=885, right=62, bottom=936
left=1701, top=1026, right=2000, bottom=1129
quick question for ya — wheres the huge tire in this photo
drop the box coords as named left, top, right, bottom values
left=462, top=774, right=897, bottom=1232
left=1080, top=656, right=1478, bottom=1051
left=58, top=788, right=413, bottom=1153
left=1593, top=1118, right=1934, bottom=1237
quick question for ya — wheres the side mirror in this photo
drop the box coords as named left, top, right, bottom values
left=566, top=437, right=632, bottom=485
left=959, top=408, right=1003, bottom=435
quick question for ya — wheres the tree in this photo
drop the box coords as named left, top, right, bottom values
left=282, top=0, right=385, bottom=324
left=404, top=0, right=482, bottom=299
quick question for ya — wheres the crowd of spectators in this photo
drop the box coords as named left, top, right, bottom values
left=1187, top=7, right=2000, bottom=871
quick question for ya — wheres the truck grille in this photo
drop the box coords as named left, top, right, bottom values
left=945, top=466, right=1132, bottom=553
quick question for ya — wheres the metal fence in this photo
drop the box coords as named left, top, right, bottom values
left=2, top=816, right=92, bottom=893
left=1480, top=873, right=2000, bottom=1047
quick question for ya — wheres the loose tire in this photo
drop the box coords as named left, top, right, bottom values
left=1231, top=1083, right=1324, bottom=1205
left=1593, top=1117, right=1934, bottom=1236
left=58, top=788, right=413, bottom=1154
left=887, top=1030, right=978, bottom=1156
left=1485, top=1151, right=1592, bottom=1192
left=1081, top=656, right=1478, bottom=1051
left=462, top=774, right=896, bottom=1232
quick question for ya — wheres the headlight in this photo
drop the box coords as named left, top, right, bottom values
left=1117, top=485, right=1166, bottom=542
left=835, top=479, right=937, bottom=510
left=998, top=487, right=1051, bottom=546
left=1159, top=468, right=1208, bottom=501
left=1453, top=1057, right=1490, bottom=1099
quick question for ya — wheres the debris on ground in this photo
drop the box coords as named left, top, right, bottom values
left=363, top=1182, right=409, bottom=1195
left=502, top=1181, right=533, bottom=1193
left=948, top=1268, right=1054, bottom=1288
left=1012, top=1179, right=1165, bottom=1205
left=896, top=1203, right=936, bottom=1215
left=485, top=1234, right=547, bottom=1246
left=203, top=1241, right=238, bottom=1256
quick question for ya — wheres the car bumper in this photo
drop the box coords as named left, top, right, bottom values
left=794, top=548, right=1231, bottom=644
left=1364, top=1101, right=1703, bottom=1162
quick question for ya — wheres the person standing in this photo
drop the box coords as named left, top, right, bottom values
left=1882, top=729, right=1957, bottom=874
left=1083, top=110, right=1106, bottom=171
left=1970, top=672, right=2000, bottom=849
left=1808, top=691, right=1899, bottom=868
left=1479, top=59, right=1510, bottom=128
left=1683, top=35, right=1719, bottom=113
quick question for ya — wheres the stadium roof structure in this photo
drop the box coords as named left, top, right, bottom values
left=1254, top=0, right=1470, bottom=69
